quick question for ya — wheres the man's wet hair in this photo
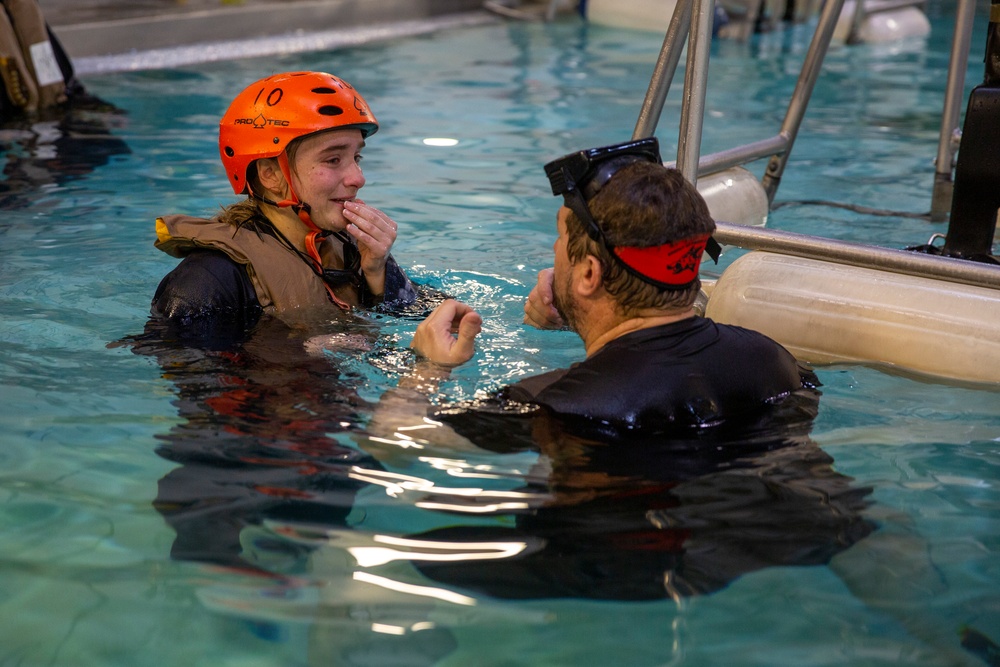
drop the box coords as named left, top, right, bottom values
left=564, top=161, right=716, bottom=315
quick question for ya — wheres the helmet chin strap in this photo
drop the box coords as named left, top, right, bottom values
left=272, top=151, right=329, bottom=273
left=274, top=153, right=317, bottom=226
left=249, top=152, right=352, bottom=310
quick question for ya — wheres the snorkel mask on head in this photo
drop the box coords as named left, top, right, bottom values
left=544, top=137, right=720, bottom=289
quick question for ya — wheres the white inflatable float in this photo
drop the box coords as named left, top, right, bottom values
left=690, top=170, right=1000, bottom=385
left=833, top=0, right=930, bottom=44
left=678, top=67, right=1000, bottom=386
left=584, top=0, right=679, bottom=31
left=703, top=248, right=1000, bottom=384
left=688, top=155, right=1000, bottom=385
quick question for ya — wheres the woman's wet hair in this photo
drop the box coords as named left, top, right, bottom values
left=216, top=153, right=284, bottom=228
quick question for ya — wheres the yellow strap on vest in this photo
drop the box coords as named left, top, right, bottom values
left=155, top=217, right=173, bottom=244
left=0, top=6, right=36, bottom=109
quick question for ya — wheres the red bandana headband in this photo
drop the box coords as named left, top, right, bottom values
left=612, top=234, right=711, bottom=286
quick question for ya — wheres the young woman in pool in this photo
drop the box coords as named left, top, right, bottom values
left=150, top=71, right=416, bottom=341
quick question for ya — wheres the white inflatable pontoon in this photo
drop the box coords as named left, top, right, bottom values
left=704, top=240, right=1000, bottom=385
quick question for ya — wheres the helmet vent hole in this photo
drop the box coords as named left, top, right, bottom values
left=312, top=87, right=338, bottom=94
left=317, top=105, right=344, bottom=117
left=224, top=146, right=235, bottom=157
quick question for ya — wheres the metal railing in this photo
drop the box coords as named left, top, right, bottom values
left=931, top=0, right=977, bottom=221
left=632, top=0, right=847, bottom=200
left=630, top=0, right=993, bottom=282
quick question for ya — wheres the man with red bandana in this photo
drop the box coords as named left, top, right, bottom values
left=410, top=138, right=810, bottom=429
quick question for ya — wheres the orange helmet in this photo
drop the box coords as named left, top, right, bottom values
left=219, top=71, right=379, bottom=195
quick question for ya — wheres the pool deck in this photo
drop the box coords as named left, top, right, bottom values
left=39, top=0, right=496, bottom=72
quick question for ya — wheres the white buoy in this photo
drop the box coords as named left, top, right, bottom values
left=585, top=0, right=931, bottom=44
left=697, top=166, right=769, bottom=229
left=834, top=2, right=931, bottom=43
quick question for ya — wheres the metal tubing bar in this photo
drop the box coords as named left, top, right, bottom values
left=633, top=0, right=693, bottom=139
left=848, top=0, right=867, bottom=43
left=714, top=221, right=1000, bottom=289
left=760, top=0, right=846, bottom=203
left=931, top=0, right=977, bottom=221
left=666, top=133, right=791, bottom=176
left=676, top=0, right=715, bottom=184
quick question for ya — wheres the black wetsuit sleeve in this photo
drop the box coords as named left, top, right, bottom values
left=366, top=254, right=418, bottom=311
left=150, top=250, right=263, bottom=344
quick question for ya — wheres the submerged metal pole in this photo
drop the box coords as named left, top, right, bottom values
left=930, top=0, right=977, bottom=222
left=676, top=0, right=715, bottom=185
left=713, top=221, right=1000, bottom=289
left=633, top=0, right=693, bottom=139
left=847, top=0, right=867, bottom=44
left=760, top=0, right=846, bottom=204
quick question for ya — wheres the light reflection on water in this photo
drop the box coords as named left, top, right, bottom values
left=1, top=5, right=999, bottom=666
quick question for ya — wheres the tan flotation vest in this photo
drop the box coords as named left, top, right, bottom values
left=0, top=0, right=66, bottom=113
left=155, top=214, right=347, bottom=322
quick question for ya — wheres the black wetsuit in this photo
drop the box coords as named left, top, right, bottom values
left=502, top=316, right=809, bottom=430
left=422, top=332, right=867, bottom=602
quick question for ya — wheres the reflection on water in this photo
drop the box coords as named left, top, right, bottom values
left=120, top=315, right=383, bottom=573
left=0, top=97, right=129, bottom=209
left=117, top=309, right=877, bottom=666
left=370, top=399, right=874, bottom=601
left=267, top=421, right=874, bottom=601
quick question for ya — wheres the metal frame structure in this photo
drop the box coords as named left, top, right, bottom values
left=932, top=0, right=978, bottom=221
left=630, top=0, right=1000, bottom=287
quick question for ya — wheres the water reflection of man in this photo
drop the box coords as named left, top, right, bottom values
left=369, top=398, right=875, bottom=601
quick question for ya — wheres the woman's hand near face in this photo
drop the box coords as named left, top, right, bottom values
left=343, top=199, right=397, bottom=295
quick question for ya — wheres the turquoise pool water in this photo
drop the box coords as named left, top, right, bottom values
left=1, top=4, right=999, bottom=665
